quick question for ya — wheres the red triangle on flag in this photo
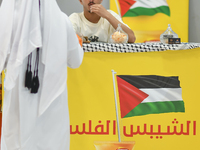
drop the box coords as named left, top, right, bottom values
left=118, top=0, right=136, bottom=17
left=116, top=76, right=149, bottom=118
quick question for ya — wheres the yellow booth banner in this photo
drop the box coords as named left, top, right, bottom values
left=110, top=0, right=189, bottom=43
left=0, top=72, right=4, bottom=112
left=68, top=47, right=200, bottom=150
left=0, top=73, right=2, bottom=110
left=1, top=47, right=199, bottom=149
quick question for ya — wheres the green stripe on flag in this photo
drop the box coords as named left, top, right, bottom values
left=124, top=101, right=185, bottom=118
left=123, top=6, right=170, bottom=17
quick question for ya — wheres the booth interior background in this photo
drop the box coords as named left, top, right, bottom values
left=0, top=0, right=199, bottom=43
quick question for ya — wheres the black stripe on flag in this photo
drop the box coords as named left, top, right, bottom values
left=117, top=75, right=181, bottom=88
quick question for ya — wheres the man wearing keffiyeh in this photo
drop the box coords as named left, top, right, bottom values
left=0, top=0, right=84, bottom=149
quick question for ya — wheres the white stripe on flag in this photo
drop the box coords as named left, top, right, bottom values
left=140, top=88, right=183, bottom=103
left=130, top=0, right=168, bottom=9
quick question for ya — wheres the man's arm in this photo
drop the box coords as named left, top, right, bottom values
left=90, top=4, right=136, bottom=43
left=66, top=16, right=84, bottom=69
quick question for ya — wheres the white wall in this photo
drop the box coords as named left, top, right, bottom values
left=0, top=0, right=199, bottom=42
left=56, top=0, right=109, bottom=15
left=189, top=0, right=200, bottom=43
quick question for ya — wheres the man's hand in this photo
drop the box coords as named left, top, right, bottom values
left=90, top=4, right=136, bottom=43
left=90, top=4, right=109, bottom=19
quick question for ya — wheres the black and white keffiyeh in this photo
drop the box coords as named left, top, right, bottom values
left=83, top=42, right=200, bottom=53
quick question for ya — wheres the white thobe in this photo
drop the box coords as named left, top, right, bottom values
left=1, top=13, right=84, bottom=150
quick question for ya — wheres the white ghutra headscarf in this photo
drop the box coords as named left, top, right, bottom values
left=0, top=0, right=42, bottom=87
left=0, top=0, right=79, bottom=116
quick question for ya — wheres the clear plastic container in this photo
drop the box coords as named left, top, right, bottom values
left=160, top=24, right=178, bottom=44
left=110, top=24, right=128, bottom=44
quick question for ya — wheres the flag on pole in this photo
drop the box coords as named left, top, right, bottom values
left=118, top=0, right=170, bottom=17
left=116, top=75, right=185, bottom=118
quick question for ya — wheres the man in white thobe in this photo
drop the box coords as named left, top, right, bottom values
left=0, top=0, right=84, bottom=149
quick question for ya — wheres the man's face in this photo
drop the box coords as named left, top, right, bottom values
left=79, top=0, right=103, bottom=13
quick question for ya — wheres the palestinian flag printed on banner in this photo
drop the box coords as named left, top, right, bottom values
left=116, top=75, right=185, bottom=118
left=118, top=0, right=170, bottom=17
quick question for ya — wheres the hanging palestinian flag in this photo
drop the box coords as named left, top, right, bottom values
left=116, top=75, right=185, bottom=118
left=118, top=0, right=170, bottom=17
